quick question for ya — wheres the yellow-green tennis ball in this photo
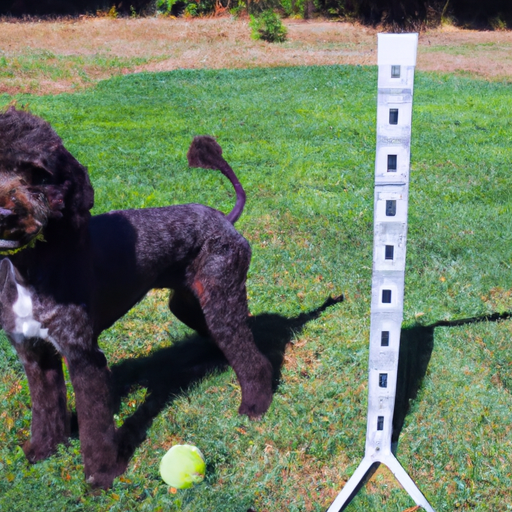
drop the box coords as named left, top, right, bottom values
left=159, top=444, right=206, bottom=489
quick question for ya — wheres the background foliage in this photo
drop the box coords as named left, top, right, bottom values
left=249, top=9, right=288, bottom=42
left=1, top=64, right=512, bottom=510
left=0, top=0, right=511, bottom=29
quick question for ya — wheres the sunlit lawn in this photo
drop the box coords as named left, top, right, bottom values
left=1, top=65, right=512, bottom=511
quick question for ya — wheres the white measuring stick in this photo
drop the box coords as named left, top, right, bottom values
left=326, top=34, right=435, bottom=512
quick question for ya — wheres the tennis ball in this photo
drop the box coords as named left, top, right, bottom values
left=159, top=444, right=206, bottom=489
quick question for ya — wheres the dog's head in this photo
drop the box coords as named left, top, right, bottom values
left=0, top=107, right=94, bottom=251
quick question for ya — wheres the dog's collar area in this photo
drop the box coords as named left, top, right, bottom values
left=0, top=232, right=45, bottom=255
left=0, top=241, right=25, bottom=255
left=0, top=239, right=21, bottom=249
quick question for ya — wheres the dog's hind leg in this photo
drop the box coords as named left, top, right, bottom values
left=168, top=287, right=209, bottom=337
left=190, top=238, right=273, bottom=419
left=12, top=340, right=70, bottom=462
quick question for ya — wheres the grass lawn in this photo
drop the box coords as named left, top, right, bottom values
left=1, top=63, right=512, bottom=511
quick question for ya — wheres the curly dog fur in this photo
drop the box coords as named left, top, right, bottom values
left=0, top=107, right=273, bottom=488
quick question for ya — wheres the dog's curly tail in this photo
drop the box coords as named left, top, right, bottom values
left=187, top=136, right=246, bottom=224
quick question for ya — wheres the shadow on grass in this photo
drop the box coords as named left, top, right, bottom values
left=333, top=310, right=512, bottom=512
left=100, top=294, right=343, bottom=463
left=393, top=311, right=512, bottom=446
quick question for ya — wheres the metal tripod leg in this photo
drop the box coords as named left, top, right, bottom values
left=327, top=453, right=435, bottom=512
left=385, top=454, right=436, bottom=512
left=326, top=457, right=377, bottom=512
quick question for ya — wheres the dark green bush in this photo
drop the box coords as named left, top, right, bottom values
left=249, top=9, right=288, bottom=43
left=156, top=0, right=178, bottom=14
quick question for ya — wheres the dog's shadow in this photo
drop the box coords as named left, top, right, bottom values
left=92, top=295, right=344, bottom=462
left=73, top=295, right=510, bottom=470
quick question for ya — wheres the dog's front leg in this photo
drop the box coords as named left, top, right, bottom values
left=12, top=340, right=69, bottom=462
left=65, top=344, right=125, bottom=489
left=35, top=300, right=123, bottom=488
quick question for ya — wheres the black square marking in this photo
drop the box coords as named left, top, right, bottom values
left=385, top=200, right=396, bottom=216
left=387, top=154, right=397, bottom=171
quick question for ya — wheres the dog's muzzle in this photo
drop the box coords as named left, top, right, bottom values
left=0, top=184, right=50, bottom=252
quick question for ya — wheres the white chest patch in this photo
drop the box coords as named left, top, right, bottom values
left=11, top=283, right=49, bottom=341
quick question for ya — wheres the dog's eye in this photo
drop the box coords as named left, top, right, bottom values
left=23, top=166, right=52, bottom=186
left=31, top=173, right=49, bottom=186
left=18, top=163, right=53, bottom=186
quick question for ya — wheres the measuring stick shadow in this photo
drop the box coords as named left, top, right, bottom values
left=393, top=311, right=512, bottom=446
left=336, top=310, right=512, bottom=511
left=93, top=294, right=343, bottom=463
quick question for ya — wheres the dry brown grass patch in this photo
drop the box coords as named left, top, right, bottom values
left=1, top=18, right=512, bottom=95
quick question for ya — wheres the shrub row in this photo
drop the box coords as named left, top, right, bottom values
left=0, top=0, right=511, bottom=29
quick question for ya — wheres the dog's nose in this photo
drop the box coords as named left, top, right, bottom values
left=0, top=208, right=13, bottom=218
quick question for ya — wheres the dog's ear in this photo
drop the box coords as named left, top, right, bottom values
left=15, top=149, right=94, bottom=230
left=54, top=148, right=95, bottom=229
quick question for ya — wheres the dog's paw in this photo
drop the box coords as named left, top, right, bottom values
left=23, top=439, right=58, bottom=463
left=238, top=394, right=272, bottom=420
left=85, top=460, right=128, bottom=490
left=238, top=405, right=264, bottom=420
left=86, top=472, right=115, bottom=489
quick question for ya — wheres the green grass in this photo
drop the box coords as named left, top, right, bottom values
left=1, top=65, right=512, bottom=511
